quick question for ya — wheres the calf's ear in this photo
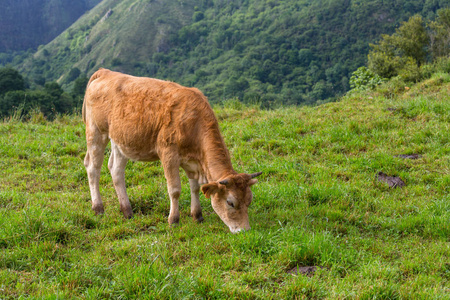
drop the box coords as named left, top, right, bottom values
left=248, top=179, right=258, bottom=186
left=201, top=182, right=220, bottom=199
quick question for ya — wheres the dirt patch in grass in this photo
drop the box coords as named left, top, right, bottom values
left=394, top=153, right=422, bottom=159
left=377, top=172, right=406, bottom=188
left=287, top=266, right=326, bottom=277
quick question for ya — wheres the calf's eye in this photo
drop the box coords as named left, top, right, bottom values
left=226, top=200, right=235, bottom=208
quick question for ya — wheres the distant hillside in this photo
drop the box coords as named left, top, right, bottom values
left=14, top=0, right=197, bottom=83
left=0, top=0, right=101, bottom=51
left=13, top=0, right=450, bottom=104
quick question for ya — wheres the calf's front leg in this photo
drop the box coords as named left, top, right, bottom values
left=189, top=179, right=203, bottom=222
left=161, top=151, right=182, bottom=226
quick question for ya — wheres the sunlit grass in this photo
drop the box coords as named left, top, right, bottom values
left=1, top=79, right=450, bottom=298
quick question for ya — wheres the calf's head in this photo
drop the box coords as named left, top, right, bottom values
left=201, top=172, right=262, bottom=233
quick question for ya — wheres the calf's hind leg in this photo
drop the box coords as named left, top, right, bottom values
left=108, top=142, right=133, bottom=218
left=84, top=130, right=109, bottom=215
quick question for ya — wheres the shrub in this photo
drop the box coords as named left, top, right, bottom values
left=0, top=83, right=74, bottom=120
left=349, top=67, right=385, bottom=90
left=0, top=67, right=25, bottom=96
left=65, top=67, right=81, bottom=83
left=398, top=57, right=422, bottom=83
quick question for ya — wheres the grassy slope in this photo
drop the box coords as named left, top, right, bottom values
left=1, top=74, right=450, bottom=298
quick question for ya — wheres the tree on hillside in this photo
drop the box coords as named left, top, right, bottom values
left=65, top=67, right=81, bottom=83
left=71, top=75, right=89, bottom=108
left=44, top=82, right=73, bottom=115
left=395, top=15, right=429, bottom=66
left=429, top=8, right=450, bottom=59
left=368, top=15, right=428, bottom=79
left=0, top=78, right=74, bottom=119
left=0, top=67, right=25, bottom=95
left=367, top=8, right=450, bottom=82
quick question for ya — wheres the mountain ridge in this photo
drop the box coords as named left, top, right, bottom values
left=0, top=0, right=102, bottom=52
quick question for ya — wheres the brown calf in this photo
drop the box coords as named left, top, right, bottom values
left=82, top=68, right=261, bottom=232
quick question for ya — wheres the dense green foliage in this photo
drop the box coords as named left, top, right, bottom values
left=70, top=75, right=90, bottom=108
left=153, top=0, right=448, bottom=105
left=429, top=7, right=450, bottom=58
left=0, top=0, right=101, bottom=52
left=0, top=67, right=85, bottom=119
left=0, top=67, right=25, bottom=96
left=9, top=0, right=449, bottom=105
left=1, top=61, right=450, bottom=298
left=349, top=67, right=385, bottom=90
left=368, top=8, right=450, bottom=82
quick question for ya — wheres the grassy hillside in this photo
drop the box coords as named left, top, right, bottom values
left=1, top=69, right=450, bottom=298
left=16, top=0, right=197, bottom=86
left=0, top=0, right=101, bottom=52
left=14, top=0, right=449, bottom=104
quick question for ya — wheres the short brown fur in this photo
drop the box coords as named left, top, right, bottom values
left=83, top=68, right=261, bottom=232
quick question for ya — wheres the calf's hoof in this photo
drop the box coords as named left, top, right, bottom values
left=192, top=212, right=204, bottom=223
left=168, top=215, right=180, bottom=226
left=92, top=204, right=104, bottom=215
left=120, top=205, right=133, bottom=219
left=191, top=210, right=203, bottom=223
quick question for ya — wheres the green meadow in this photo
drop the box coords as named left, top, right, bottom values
left=1, top=73, right=450, bottom=299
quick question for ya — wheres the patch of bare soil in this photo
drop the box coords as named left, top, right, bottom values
left=394, top=154, right=422, bottom=159
left=377, top=172, right=406, bottom=188
left=287, top=266, right=326, bottom=277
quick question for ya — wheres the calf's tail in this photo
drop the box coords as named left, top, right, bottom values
left=82, top=69, right=104, bottom=124
left=82, top=98, right=86, bottom=124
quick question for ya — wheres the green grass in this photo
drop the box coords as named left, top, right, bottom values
left=1, top=78, right=450, bottom=298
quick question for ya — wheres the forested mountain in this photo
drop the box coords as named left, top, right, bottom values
left=0, top=0, right=101, bottom=52
left=7, top=0, right=450, bottom=105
